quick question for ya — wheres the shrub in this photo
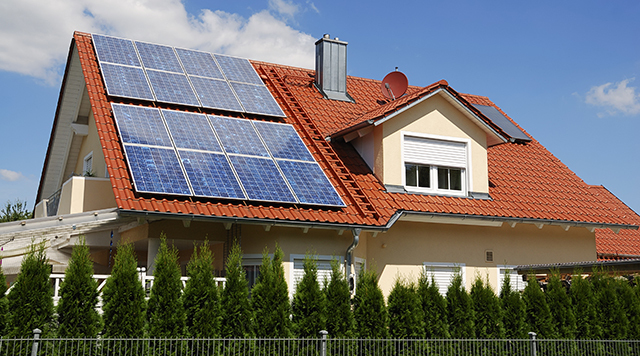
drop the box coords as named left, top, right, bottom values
left=615, top=277, right=640, bottom=339
left=353, top=267, right=388, bottom=338
left=182, top=240, right=220, bottom=337
left=323, top=257, right=353, bottom=337
left=592, top=271, right=628, bottom=340
left=546, top=270, right=576, bottom=338
left=570, top=271, right=600, bottom=339
left=0, top=266, right=7, bottom=336
left=252, top=245, right=292, bottom=337
left=522, top=274, right=556, bottom=338
left=417, top=270, right=449, bottom=338
left=499, top=272, right=526, bottom=339
left=470, top=275, right=504, bottom=339
left=388, top=278, right=424, bottom=338
left=220, top=243, right=253, bottom=337
left=446, top=272, right=474, bottom=338
left=292, top=253, right=326, bottom=337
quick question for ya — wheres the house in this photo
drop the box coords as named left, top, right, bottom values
left=0, top=31, right=637, bottom=296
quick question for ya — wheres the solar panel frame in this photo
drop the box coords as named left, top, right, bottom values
left=230, top=82, right=286, bottom=117
left=146, top=70, right=201, bottom=107
left=179, top=150, right=247, bottom=199
left=100, top=63, right=155, bottom=101
left=135, top=41, right=184, bottom=73
left=277, top=160, right=345, bottom=207
left=214, top=54, right=264, bottom=85
left=208, top=116, right=269, bottom=157
left=175, top=48, right=224, bottom=79
left=92, top=34, right=141, bottom=67
left=189, top=76, right=244, bottom=112
left=253, top=121, right=314, bottom=161
left=228, top=155, right=297, bottom=203
left=161, top=110, right=223, bottom=152
left=124, top=144, right=192, bottom=196
left=112, top=104, right=173, bottom=147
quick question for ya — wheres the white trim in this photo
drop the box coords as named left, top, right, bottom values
left=422, top=262, right=466, bottom=296
left=497, top=265, right=526, bottom=292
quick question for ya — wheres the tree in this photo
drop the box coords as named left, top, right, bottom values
left=0, top=266, right=7, bottom=336
left=220, top=242, right=253, bottom=337
left=388, top=278, right=424, bottom=338
left=470, top=275, right=504, bottom=339
left=592, top=271, right=628, bottom=339
left=323, top=258, right=354, bottom=338
left=570, top=271, right=600, bottom=339
left=0, top=199, right=31, bottom=222
left=147, top=236, right=185, bottom=337
left=6, top=241, right=53, bottom=337
left=499, top=273, right=526, bottom=339
left=522, top=274, right=556, bottom=338
left=353, top=268, right=388, bottom=338
left=57, top=237, right=101, bottom=337
left=545, top=270, right=576, bottom=339
left=292, top=253, right=326, bottom=337
left=445, top=272, right=474, bottom=338
left=101, top=243, right=146, bottom=338
left=182, top=240, right=220, bottom=338
left=417, top=270, right=449, bottom=338
left=252, top=245, right=292, bottom=337
left=615, top=277, right=640, bottom=340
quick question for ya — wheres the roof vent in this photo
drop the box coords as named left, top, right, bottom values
left=315, top=34, right=354, bottom=102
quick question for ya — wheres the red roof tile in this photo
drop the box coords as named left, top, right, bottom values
left=590, top=185, right=640, bottom=258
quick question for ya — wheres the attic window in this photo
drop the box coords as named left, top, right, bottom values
left=83, top=152, right=93, bottom=176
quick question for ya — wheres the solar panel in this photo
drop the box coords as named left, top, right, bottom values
left=189, top=76, right=244, bottom=112
left=92, top=34, right=141, bottom=67
left=176, top=48, right=223, bottom=79
left=253, top=121, right=313, bottom=161
left=112, top=104, right=173, bottom=147
left=179, top=150, right=246, bottom=199
left=100, top=63, right=155, bottom=101
left=277, top=160, right=345, bottom=206
left=146, top=70, right=200, bottom=106
left=162, top=110, right=222, bottom=152
left=124, top=144, right=192, bottom=196
left=230, top=82, right=286, bottom=117
left=214, top=54, right=263, bottom=85
left=229, top=155, right=296, bottom=203
left=135, top=41, right=183, bottom=73
left=472, top=104, right=531, bottom=142
left=208, top=116, right=269, bottom=157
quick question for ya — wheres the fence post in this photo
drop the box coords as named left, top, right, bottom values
left=319, top=330, right=328, bottom=356
left=31, top=328, right=41, bottom=356
left=528, top=332, right=537, bottom=356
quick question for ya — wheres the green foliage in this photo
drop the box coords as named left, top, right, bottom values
left=388, top=278, right=424, bottom=339
left=470, top=275, right=504, bottom=339
left=101, top=243, right=146, bottom=338
left=292, top=253, right=326, bottom=337
left=0, top=267, right=7, bottom=336
left=220, top=243, right=253, bottom=337
left=56, top=238, right=101, bottom=337
left=353, top=268, right=388, bottom=338
left=445, top=272, right=474, bottom=338
left=7, top=241, right=53, bottom=337
left=252, top=245, right=292, bottom=337
left=0, top=199, right=31, bottom=222
left=522, top=275, right=556, bottom=338
left=323, top=258, right=353, bottom=338
left=182, top=240, right=220, bottom=337
left=499, top=273, right=526, bottom=339
left=545, top=270, right=576, bottom=339
left=592, top=271, right=628, bottom=340
left=147, top=236, right=185, bottom=337
left=570, top=272, right=600, bottom=339
left=615, top=277, right=640, bottom=339
left=417, top=270, right=449, bottom=338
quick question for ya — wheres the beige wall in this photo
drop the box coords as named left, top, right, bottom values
left=56, top=177, right=116, bottom=215
left=74, top=111, right=106, bottom=178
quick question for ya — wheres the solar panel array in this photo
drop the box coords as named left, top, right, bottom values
left=472, top=104, right=531, bottom=142
left=92, top=34, right=285, bottom=117
left=112, top=103, right=345, bottom=207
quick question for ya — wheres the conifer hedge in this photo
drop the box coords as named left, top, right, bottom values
left=292, top=254, right=326, bottom=337
left=418, top=271, right=449, bottom=338
left=182, top=240, right=220, bottom=338
left=323, top=258, right=354, bottom=338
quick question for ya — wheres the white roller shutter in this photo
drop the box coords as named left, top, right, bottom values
left=404, top=136, right=467, bottom=168
left=423, top=263, right=465, bottom=296
left=499, top=266, right=525, bottom=292
left=292, top=258, right=333, bottom=295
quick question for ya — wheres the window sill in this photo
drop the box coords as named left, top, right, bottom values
left=384, top=184, right=492, bottom=200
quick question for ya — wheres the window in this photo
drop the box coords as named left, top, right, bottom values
left=83, top=152, right=93, bottom=176
left=498, top=266, right=525, bottom=292
left=242, top=255, right=265, bottom=289
left=423, top=262, right=465, bottom=296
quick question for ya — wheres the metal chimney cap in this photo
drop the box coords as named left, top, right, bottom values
left=323, top=34, right=330, bottom=39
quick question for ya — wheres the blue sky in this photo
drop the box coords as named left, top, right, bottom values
left=1, top=0, right=639, bottom=215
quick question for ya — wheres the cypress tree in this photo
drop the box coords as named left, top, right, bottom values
left=388, top=278, right=424, bottom=338
left=252, top=245, right=292, bottom=337
left=147, top=236, right=185, bottom=337
left=417, top=270, right=449, bottom=338
left=546, top=270, right=576, bottom=338
left=592, top=271, right=628, bottom=339
left=615, top=277, right=640, bottom=339
left=292, top=254, right=326, bottom=337
left=353, top=268, right=388, bottom=338
left=570, top=271, right=600, bottom=339
left=522, top=274, right=556, bottom=338
left=102, top=243, right=146, bottom=338
left=220, top=242, right=253, bottom=337
left=0, top=266, right=7, bottom=336
left=182, top=240, right=221, bottom=337
left=323, top=258, right=354, bottom=337
left=57, top=237, right=101, bottom=337
left=499, top=273, right=526, bottom=339
left=7, top=241, right=53, bottom=337
left=445, top=272, right=474, bottom=338
left=470, top=275, right=504, bottom=339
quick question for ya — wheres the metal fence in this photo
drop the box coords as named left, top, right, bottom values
left=6, top=329, right=640, bottom=356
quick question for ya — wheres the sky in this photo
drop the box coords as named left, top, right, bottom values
left=0, top=0, right=639, bottom=215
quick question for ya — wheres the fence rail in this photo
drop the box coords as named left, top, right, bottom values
left=7, top=330, right=640, bottom=356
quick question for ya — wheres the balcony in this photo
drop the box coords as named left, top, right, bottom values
left=35, top=176, right=117, bottom=218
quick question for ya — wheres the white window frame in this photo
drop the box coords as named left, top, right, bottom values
left=422, top=262, right=466, bottom=296
left=242, top=254, right=270, bottom=289
left=83, top=151, right=93, bottom=176
left=289, top=254, right=341, bottom=299
left=498, top=265, right=526, bottom=293
left=401, top=132, right=471, bottom=196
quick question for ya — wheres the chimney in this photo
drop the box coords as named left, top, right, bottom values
left=315, top=34, right=354, bottom=102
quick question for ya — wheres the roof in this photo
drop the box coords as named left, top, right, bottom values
left=591, top=185, right=640, bottom=259
left=40, top=31, right=639, bottom=230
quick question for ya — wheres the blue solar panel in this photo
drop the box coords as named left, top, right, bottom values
left=92, top=34, right=141, bottom=67
left=277, top=160, right=344, bottom=206
left=214, top=54, right=263, bottom=85
left=190, top=77, right=244, bottom=112
left=179, top=150, right=246, bottom=199
left=124, top=144, right=191, bottom=195
left=230, top=83, right=285, bottom=117
left=146, top=70, right=200, bottom=106
left=100, top=63, right=155, bottom=101
left=176, top=48, right=223, bottom=79
left=162, top=110, right=222, bottom=152
left=253, top=121, right=313, bottom=161
left=208, top=116, right=269, bottom=157
left=112, top=104, right=172, bottom=147
left=229, top=155, right=296, bottom=203
left=472, top=104, right=531, bottom=142
left=135, top=41, right=183, bottom=73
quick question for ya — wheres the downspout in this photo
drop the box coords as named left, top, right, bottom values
left=345, top=228, right=361, bottom=293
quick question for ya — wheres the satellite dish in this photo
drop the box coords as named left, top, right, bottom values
left=381, top=70, right=408, bottom=100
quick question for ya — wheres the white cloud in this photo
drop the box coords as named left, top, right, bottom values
left=0, top=169, right=26, bottom=182
left=0, top=0, right=315, bottom=85
left=585, top=78, right=640, bottom=116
